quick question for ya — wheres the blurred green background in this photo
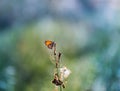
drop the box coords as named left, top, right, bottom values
left=0, top=0, right=120, bottom=91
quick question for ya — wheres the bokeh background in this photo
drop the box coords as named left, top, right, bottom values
left=0, top=0, right=120, bottom=91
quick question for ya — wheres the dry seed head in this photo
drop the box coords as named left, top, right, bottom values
left=60, top=66, right=71, bottom=80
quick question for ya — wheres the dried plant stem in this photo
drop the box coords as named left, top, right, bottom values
left=53, top=45, right=63, bottom=91
left=60, top=85, right=63, bottom=91
left=45, top=40, right=71, bottom=91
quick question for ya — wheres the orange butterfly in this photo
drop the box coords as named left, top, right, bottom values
left=45, top=40, right=55, bottom=49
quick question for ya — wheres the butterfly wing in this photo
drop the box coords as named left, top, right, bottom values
left=45, top=40, right=54, bottom=49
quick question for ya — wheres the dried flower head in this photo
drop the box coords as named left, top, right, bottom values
left=60, top=66, right=71, bottom=81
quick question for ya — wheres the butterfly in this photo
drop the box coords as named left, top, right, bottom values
left=45, top=40, right=55, bottom=49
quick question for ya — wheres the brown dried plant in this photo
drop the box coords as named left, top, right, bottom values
left=45, top=40, right=71, bottom=91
